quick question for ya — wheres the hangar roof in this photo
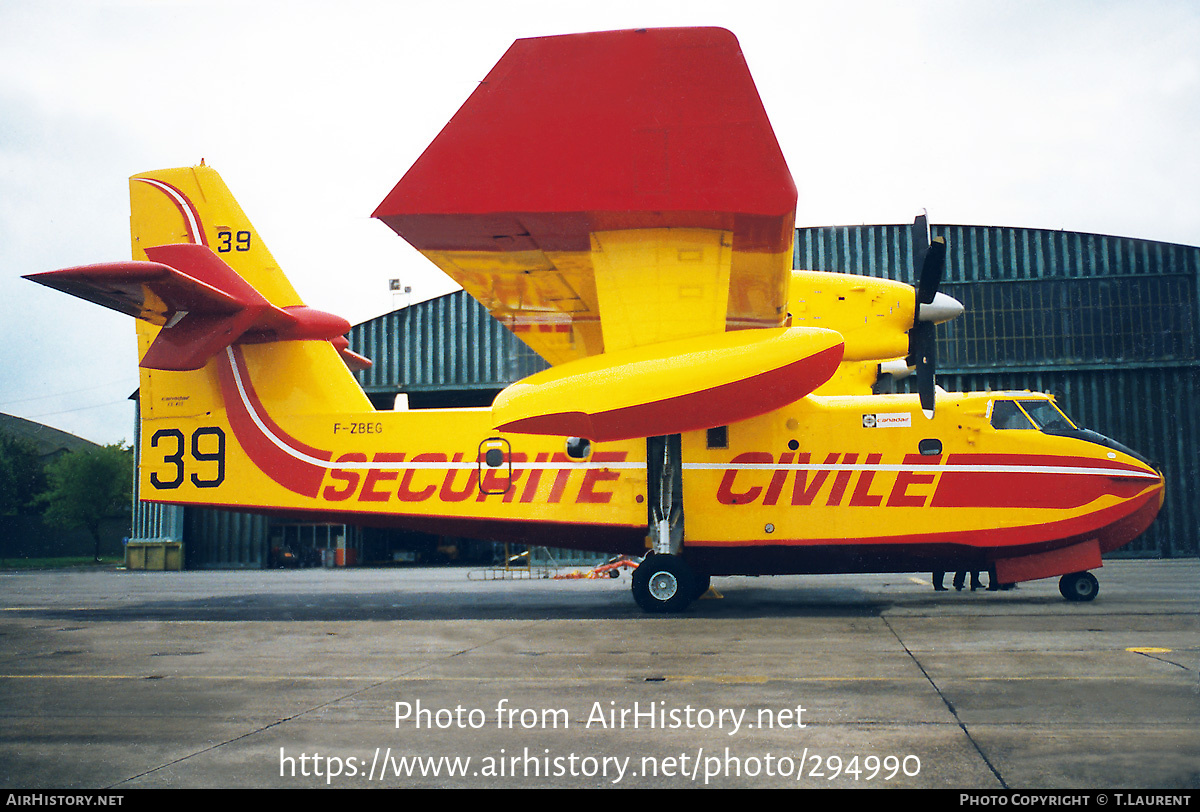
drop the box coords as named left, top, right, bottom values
left=0, top=413, right=101, bottom=461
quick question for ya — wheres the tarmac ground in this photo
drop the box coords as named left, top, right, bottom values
left=0, top=558, right=1196, bottom=789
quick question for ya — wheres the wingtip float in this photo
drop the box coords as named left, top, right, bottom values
left=492, top=327, right=845, bottom=442
left=27, top=28, right=1163, bottom=613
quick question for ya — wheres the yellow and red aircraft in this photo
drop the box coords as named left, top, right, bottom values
left=27, top=28, right=1163, bottom=611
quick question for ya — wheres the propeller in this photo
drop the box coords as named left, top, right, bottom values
left=905, top=214, right=959, bottom=419
left=909, top=319, right=937, bottom=418
left=914, top=215, right=947, bottom=309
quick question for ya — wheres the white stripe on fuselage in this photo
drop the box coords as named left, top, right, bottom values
left=224, top=350, right=1156, bottom=480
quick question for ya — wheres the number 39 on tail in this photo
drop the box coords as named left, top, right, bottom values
left=27, top=28, right=1163, bottom=612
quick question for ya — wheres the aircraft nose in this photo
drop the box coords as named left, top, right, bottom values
left=1094, top=455, right=1166, bottom=555
left=918, top=291, right=964, bottom=324
left=1102, top=450, right=1165, bottom=525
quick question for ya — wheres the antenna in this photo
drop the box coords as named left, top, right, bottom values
left=389, top=279, right=412, bottom=309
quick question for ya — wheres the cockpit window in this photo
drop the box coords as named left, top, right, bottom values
left=1018, top=400, right=1077, bottom=432
left=991, top=398, right=1079, bottom=432
left=991, top=400, right=1035, bottom=430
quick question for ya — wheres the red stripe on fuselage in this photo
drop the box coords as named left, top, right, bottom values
left=227, top=349, right=333, bottom=461
left=216, top=349, right=332, bottom=497
left=931, top=453, right=1154, bottom=509
left=688, top=488, right=1162, bottom=553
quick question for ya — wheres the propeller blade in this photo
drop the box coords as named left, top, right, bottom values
left=908, top=213, right=947, bottom=418
left=910, top=319, right=937, bottom=418
left=917, top=237, right=946, bottom=306
left=911, top=213, right=929, bottom=293
left=913, top=213, right=930, bottom=256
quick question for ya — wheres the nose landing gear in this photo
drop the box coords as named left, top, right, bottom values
left=1059, top=570, right=1100, bottom=602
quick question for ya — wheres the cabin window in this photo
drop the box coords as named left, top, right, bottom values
left=707, top=426, right=728, bottom=449
left=565, top=437, right=591, bottom=459
left=918, top=438, right=942, bottom=456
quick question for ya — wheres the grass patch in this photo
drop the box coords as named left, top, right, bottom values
left=0, top=555, right=123, bottom=570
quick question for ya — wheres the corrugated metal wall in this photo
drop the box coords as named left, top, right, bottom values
left=131, top=501, right=184, bottom=542
left=184, top=509, right=270, bottom=569
left=796, top=223, right=1200, bottom=557
left=795, top=224, right=1200, bottom=283
left=351, top=290, right=549, bottom=397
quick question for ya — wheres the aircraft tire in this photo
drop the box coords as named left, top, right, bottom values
left=1059, top=571, right=1100, bottom=602
left=691, top=572, right=712, bottom=601
left=632, top=554, right=696, bottom=613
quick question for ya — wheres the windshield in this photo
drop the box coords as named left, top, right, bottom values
left=990, top=400, right=1034, bottom=429
left=1018, top=400, right=1077, bottom=431
left=990, top=398, right=1078, bottom=432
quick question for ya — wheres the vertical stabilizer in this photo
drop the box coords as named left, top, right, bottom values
left=129, top=165, right=303, bottom=304
left=122, top=165, right=373, bottom=422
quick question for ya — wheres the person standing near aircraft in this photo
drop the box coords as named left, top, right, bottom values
left=954, top=571, right=984, bottom=591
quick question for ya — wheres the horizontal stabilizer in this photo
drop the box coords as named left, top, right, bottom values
left=493, top=327, right=844, bottom=441
left=26, top=243, right=355, bottom=371
left=24, top=259, right=242, bottom=321
left=330, top=335, right=373, bottom=371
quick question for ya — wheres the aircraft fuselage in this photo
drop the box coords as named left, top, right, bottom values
left=142, top=346, right=1162, bottom=589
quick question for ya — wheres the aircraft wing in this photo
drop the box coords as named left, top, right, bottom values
left=374, top=28, right=858, bottom=440
left=374, top=27, right=797, bottom=366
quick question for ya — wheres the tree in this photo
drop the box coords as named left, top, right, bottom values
left=0, top=434, right=46, bottom=517
left=40, top=443, right=133, bottom=561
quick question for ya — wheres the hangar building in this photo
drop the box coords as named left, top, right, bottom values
left=131, top=223, right=1199, bottom=566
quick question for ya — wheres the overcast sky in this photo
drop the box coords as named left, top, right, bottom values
left=2, top=0, right=1197, bottom=445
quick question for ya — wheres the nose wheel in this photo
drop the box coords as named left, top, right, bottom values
left=1059, top=571, right=1099, bottom=602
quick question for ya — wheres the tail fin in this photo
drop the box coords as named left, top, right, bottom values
left=26, top=165, right=374, bottom=421
left=130, top=165, right=303, bottom=305
left=28, top=165, right=370, bottom=373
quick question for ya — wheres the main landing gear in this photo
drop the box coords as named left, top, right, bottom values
left=632, top=553, right=708, bottom=613
left=633, top=434, right=711, bottom=613
left=1059, top=570, right=1100, bottom=602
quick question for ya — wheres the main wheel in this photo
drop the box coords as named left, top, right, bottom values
left=632, top=554, right=696, bottom=613
left=1059, top=571, right=1099, bottom=602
